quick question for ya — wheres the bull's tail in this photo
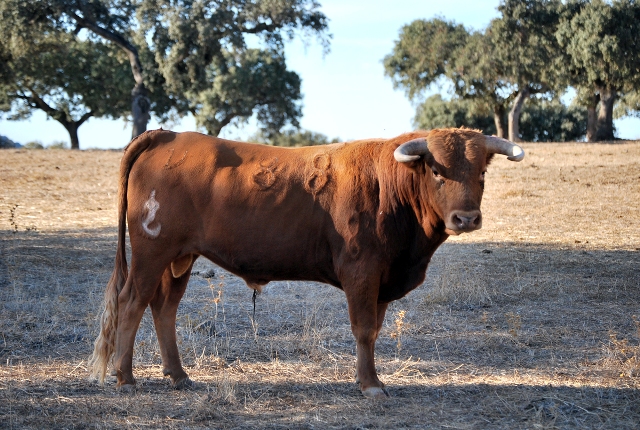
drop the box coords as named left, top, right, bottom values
left=89, top=130, right=167, bottom=383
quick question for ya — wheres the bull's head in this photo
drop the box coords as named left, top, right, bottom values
left=394, top=130, right=524, bottom=235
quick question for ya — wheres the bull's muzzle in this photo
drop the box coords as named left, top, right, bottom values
left=446, top=210, right=482, bottom=234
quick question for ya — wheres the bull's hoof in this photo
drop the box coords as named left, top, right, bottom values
left=361, top=386, right=390, bottom=400
left=116, top=383, right=137, bottom=394
left=172, top=377, right=195, bottom=390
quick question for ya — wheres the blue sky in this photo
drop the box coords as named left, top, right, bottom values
left=1, top=0, right=638, bottom=149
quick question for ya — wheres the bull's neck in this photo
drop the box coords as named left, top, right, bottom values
left=373, top=158, right=446, bottom=255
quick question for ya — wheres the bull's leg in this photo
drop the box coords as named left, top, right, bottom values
left=345, top=289, right=388, bottom=399
left=150, top=263, right=192, bottom=388
left=113, top=259, right=165, bottom=388
left=376, top=302, right=389, bottom=339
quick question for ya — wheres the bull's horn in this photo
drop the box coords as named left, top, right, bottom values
left=394, top=138, right=431, bottom=163
left=484, top=136, right=525, bottom=161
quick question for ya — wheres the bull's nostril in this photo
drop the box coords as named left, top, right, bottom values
left=450, top=212, right=481, bottom=230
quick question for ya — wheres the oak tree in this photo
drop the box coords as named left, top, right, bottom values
left=9, top=0, right=329, bottom=139
left=0, top=8, right=133, bottom=149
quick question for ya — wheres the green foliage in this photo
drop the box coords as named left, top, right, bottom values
left=490, top=0, right=562, bottom=89
left=0, top=1, right=136, bottom=148
left=415, top=95, right=586, bottom=142
left=47, top=140, right=70, bottom=149
left=556, top=0, right=640, bottom=91
left=23, top=141, right=44, bottom=149
left=615, top=91, right=640, bottom=119
left=385, top=0, right=640, bottom=141
left=0, top=35, right=133, bottom=121
left=413, top=95, right=496, bottom=135
left=383, top=18, right=469, bottom=100
left=2, top=0, right=330, bottom=139
left=519, top=100, right=587, bottom=142
left=250, top=128, right=340, bottom=147
left=133, top=0, right=330, bottom=135
left=194, top=49, right=303, bottom=137
left=556, top=0, right=640, bottom=139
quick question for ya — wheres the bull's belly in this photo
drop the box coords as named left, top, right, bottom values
left=198, top=243, right=341, bottom=288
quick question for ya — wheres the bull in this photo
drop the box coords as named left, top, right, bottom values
left=89, top=128, right=524, bottom=399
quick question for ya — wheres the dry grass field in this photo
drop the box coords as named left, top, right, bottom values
left=1, top=140, right=639, bottom=429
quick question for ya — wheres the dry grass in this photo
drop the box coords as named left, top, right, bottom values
left=1, top=141, right=639, bottom=429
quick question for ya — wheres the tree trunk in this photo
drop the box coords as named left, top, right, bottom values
left=492, top=104, right=507, bottom=138
left=66, top=123, right=80, bottom=150
left=508, top=87, right=530, bottom=142
left=65, top=112, right=93, bottom=150
left=131, top=83, right=150, bottom=138
left=586, top=93, right=599, bottom=142
left=595, top=86, right=616, bottom=141
left=69, top=13, right=150, bottom=139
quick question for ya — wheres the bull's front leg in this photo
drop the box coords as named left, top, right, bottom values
left=344, top=287, right=389, bottom=399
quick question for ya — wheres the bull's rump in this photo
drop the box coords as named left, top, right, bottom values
left=126, top=131, right=342, bottom=285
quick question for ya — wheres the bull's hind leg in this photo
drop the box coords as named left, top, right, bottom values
left=113, top=258, right=166, bottom=388
left=150, top=257, right=194, bottom=389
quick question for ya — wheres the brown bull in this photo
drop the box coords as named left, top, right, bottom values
left=89, top=128, right=524, bottom=398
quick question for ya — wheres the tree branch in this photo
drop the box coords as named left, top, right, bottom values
left=77, top=110, right=94, bottom=127
left=23, top=86, right=68, bottom=125
left=238, top=21, right=280, bottom=35
left=67, top=11, right=144, bottom=85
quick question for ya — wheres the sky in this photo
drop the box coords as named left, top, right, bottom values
left=1, top=0, right=639, bottom=149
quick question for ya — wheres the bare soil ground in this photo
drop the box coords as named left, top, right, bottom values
left=1, top=141, right=639, bottom=429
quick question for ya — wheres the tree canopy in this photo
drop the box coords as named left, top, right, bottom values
left=0, top=8, right=134, bottom=149
left=385, top=0, right=640, bottom=142
left=556, top=0, right=640, bottom=140
left=250, top=128, right=340, bottom=147
left=1, top=0, right=330, bottom=148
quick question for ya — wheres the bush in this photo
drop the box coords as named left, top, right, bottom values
left=414, top=95, right=588, bottom=142
left=251, top=129, right=341, bottom=147
left=413, top=95, right=496, bottom=135
left=47, top=140, right=70, bottom=149
left=23, top=141, right=45, bottom=149
left=0, top=135, right=22, bottom=148
left=519, top=100, right=587, bottom=142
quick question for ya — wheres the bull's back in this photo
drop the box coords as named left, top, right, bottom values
left=127, top=131, right=342, bottom=285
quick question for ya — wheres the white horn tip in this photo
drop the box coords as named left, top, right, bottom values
left=394, top=150, right=421, bottom=163
left=507, top=145, right=525, bottom=162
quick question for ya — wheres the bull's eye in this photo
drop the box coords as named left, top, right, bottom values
left=432, top=169, right=445, bottom=186
left=480, top=171, right=486, bottom=181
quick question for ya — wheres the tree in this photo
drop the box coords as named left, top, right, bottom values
left=519, top=99, right=586, bottom=142
left=383, top=19, right=510, bottom=134
left=489, top=0, right=562, bottom=141
left=251, top=128, right=340, bottom=147
left=413, top=95, right=496, bottom=135
left=384, top=2, right=564, bottom=142
left=449, top=30, right=511, bottom=138
left=414, top=94, right=586, bottom=142
left=556, top=0, right=640, bottom=141
left=0, top=19, right=133, bottom=149
left=383, top=18, right=469, bottom=101
left=188, top=49, right=303, bottom=137
left=13, top=0, right=329, bottom=139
